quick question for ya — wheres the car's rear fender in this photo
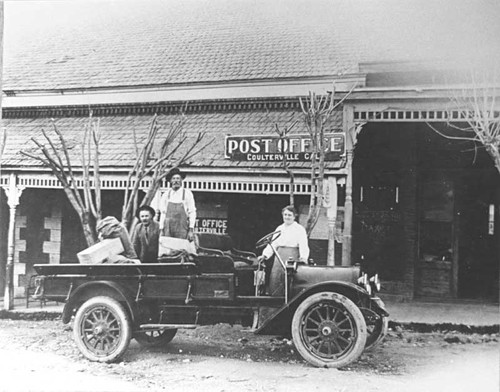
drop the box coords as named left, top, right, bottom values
left=62, top=281, right=138, bottom=324
left=255, top=281, right=373, bottom=336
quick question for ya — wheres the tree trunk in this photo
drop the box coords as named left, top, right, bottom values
left=79, top=211, right=97, bottom=246
left=286, top=168, right=295, bottom=206
left=485, top=145, right=500, bottom=174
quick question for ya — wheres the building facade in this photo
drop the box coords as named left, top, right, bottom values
left=1, top=0, right=499, bottom=301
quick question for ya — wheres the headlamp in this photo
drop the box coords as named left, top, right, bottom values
left=357, top=273, right=372, bottom=295
left=370, top=274, right=381, bottom=292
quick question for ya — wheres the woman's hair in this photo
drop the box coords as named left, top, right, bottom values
left=281, top=205, right=298, bottom=219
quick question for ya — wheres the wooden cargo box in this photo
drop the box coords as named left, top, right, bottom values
left=77, top=238, right=124, bottom=264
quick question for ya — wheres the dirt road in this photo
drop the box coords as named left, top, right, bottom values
left=0, top=319, right=497, bottom=392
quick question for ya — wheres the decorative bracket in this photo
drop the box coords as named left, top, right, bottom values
left=2, top=173, right=25, bottom=208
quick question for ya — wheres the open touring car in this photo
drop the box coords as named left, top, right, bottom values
left=30, top=231, right=388, bottom=368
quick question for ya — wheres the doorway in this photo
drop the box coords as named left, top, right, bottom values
left=456, top=169, right=499, bottom=299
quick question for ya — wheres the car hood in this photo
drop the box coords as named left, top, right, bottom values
left=292, top=264, right=361, bottom=292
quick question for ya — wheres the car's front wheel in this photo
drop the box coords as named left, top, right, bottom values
left=362, top=308, right=388, bottom=350
left=291, top=292, right=367, bottom=368
left=73, top=296, right=132, bottom=363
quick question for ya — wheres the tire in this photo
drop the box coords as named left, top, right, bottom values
left=134, top=329, right=177, bottom=347
left=73, top=296, right=132, bottom=363
left=291, top=292, right=367, bottom=368
left=365, top=314, right=388, bottom=350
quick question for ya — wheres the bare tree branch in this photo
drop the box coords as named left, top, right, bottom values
left=296, top=83, right=356, bottom=236
left=121, top=109, right=210, bottom=231
left=429, top=68, right=500, bottom=174
left=21, top=116, right=103, bottom=245
left=274, top=119, right=299, bottom=205
left=93, top=118, right=102, bottom=219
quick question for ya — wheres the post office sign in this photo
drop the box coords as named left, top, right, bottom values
left=225, top=133, right=345, bottom=162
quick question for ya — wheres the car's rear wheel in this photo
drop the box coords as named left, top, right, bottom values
left=134, top=329, right=177, bottom=347
left=291, top=292, right=367, bottom=368
left=73, top=296, right=132, bottom=363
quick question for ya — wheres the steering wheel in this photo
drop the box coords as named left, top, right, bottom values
left=255, top=230, right=281, bottom=249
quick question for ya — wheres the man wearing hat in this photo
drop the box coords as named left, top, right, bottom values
left=131, top=205, right=160, bottom=263
left=158, top=167, right=197, bottom=242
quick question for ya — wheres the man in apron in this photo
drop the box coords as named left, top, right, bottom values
left=158, top=168, right=197, bottom=242
left=258, top=205, right=309, bottom=296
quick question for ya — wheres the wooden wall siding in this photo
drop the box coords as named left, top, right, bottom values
left=415, top=262, right=452, bottom=297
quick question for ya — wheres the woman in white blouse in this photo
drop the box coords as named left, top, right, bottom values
left=258, top=205, right=310, bottom=296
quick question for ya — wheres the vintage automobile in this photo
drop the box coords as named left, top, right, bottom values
left=30, top=231, right=388, bottom=368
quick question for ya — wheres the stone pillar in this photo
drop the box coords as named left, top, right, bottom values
left=2, top=173, right=25, bottom=310
left=43, top=204, right=62, bottom=264
left=13, top=212, right=26, bottom=298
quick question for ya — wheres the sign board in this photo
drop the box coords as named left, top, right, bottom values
left=195, top=218, right=228, bottom=234
left=225, top=133, right=345, bottom=162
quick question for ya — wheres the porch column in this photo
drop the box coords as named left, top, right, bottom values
left=342, top=106, right=355, bottom=266
left=341, top=106, right=364, bottom=266
left=2, top=173, right=24, bottom=310
left=325, top=176, right=338, bottom=265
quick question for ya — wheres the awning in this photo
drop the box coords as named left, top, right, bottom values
left=1, top=108, right=346, bottom=172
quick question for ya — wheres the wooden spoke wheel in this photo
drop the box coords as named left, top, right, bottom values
left=291, top=292, right=367, bottom=368
left=73, top=296, right=132, bottom=363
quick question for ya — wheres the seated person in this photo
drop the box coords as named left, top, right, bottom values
left=131, top=205, right=160, bottom=263
left=258, top=205, right=309, bottom=296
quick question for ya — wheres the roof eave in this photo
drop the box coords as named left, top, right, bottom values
left=3, top=74, right=367, bottom=108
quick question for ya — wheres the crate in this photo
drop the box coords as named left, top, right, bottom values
left=77, top=238, right=124, bottom=264
left=159, top=236, right=197, bottom=256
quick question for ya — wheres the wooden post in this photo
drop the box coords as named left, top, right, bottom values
left=0, top=1, right=3, bottom=121
left=326, top=176, right=338, bottom=266
left=3, top=173, right=24, bottom=310
left=342, top=105, right=355, bottom=266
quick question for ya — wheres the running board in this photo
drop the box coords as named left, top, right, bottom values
left=139, top=324, right=197, bottom=330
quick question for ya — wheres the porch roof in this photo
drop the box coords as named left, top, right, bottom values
left=0, top=108, right=345, bottom=172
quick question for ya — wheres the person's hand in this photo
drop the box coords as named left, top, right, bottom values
left=187, top=228, right=195, bottom=242
left=257, top=255, right=266, bottom=263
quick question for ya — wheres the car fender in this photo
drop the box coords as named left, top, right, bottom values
left=62, top=280, right=138, bottom=324
left=255, top=281, right=372, bottom=336
left=365, top=296, right=389, bottom=317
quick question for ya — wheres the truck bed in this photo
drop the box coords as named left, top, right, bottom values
left=33, top=262, right=198, bottom=277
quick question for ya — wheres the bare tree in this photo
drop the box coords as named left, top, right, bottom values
left=21, top=110, right=211, bottom=245
left=274, top=118, right=298, bottom=206
left=427, top=69, right=500, bottom=174
left=121, top=112, right=211, bottom=232
left=21, top=116, right=101, bottom=246
left=298, top=84, right=355, bottom=236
